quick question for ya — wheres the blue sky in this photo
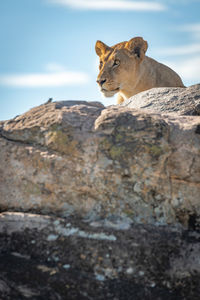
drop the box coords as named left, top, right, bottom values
left=0, top=0, right=200, bottom=120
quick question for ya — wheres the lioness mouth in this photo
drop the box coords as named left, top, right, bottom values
left=102, top=88, right=120, bottom=92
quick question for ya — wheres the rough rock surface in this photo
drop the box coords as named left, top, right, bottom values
left=0, top=99, right=200, bottom=226
left=0, top=86, right=200, bottom=299
left=122, top=84, right=200, bottom=115
left=1, top=212, right=200, bottom=300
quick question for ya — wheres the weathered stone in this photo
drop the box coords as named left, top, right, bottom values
left=0, top=91, right=200, bottom=299
left=0, top=100, right=200, bottom=227
left=122, top=84, right=200, bottom=115
left=0, top=212, right=200, bottom=300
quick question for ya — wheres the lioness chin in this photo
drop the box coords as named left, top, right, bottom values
left=95, top=37, right=185, bottom=104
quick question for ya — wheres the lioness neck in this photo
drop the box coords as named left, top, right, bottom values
left=119, top=56, right=185, bottom=101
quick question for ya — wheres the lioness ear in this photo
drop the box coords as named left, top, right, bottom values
left=95, top=40, right=110, bottom=57
left=126, top=37, right=148, bottom=60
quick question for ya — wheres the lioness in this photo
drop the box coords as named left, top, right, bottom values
left=95, top=37, right=185, bottom=104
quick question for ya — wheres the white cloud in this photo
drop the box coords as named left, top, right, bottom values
left=159, top=0, right=200, bottom=3
left=0, top=64, right=90, bottom=88
left=179, top=23, right=200, bottom=40
left=48, top=0, right=166, bottom=11
left=163, top=56, right=200, bottom=82
left=181, top=23, right=200, bottom=32
left=154, top=22, right=200, bottom=57
left=150, top=20, right=200, bottom=84
left=155, top=43, right=200, bottom=56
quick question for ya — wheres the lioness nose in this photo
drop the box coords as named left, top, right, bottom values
left=97, top=79, right=106, bottom=86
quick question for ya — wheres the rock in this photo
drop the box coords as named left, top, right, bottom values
left=122, top=84, right=200, bottom=115
left=1, top=211, right=200, bottom=300
left=0, top=100, right=200, bottom=227
left=0, top=93, right=200, bottom=299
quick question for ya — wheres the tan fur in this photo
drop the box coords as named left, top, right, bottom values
left=95, top=37, right=185, bottom=104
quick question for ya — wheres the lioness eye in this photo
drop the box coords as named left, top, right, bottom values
left=113, top=59, right=120, bottom=67
left=99, top=61, right=103, bottom=69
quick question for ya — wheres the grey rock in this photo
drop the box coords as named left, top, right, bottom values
left=0, top=92, right=200, bottom=299
left=0, top=99, right=200, bottom=227
left=122, top=84, right=200, bottom=115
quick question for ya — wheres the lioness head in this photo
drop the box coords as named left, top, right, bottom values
left=95, top=37, right=148, bottom=98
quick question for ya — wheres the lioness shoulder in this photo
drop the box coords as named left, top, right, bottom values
left=95, top=37, right=185, bottom=104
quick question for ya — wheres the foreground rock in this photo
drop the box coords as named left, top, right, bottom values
left=1, top=212, right=200, bottom=300
left=0, top=86, right=200, bottom=299
left=122, top=84, right=200, bottom=115
left=0, top=98, right=200, bottom=227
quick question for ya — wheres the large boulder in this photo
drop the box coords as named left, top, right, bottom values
left=0, top=97, right=200, bottom=226
left=0, top=85, right=200, bottom=299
